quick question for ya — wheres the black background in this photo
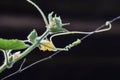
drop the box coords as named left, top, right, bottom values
left=0, top=0, right=120, bottom=80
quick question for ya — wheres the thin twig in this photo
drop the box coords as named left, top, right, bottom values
left=18, top=58, right=26, bottom=72
left=81, top=16, right=120, bottom=40
left=1, top=51, right=61, bottom=80
left=1, top=59, right=26, bottom=80
left=20, top=51, right=61, bottom=72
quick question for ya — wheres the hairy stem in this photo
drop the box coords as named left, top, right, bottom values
left=0, top=30, right=49, bottom=73
left=0, top=51, right=8, bottom=73
left=15, top=29, right=49, bottom=62
left=0, top=63, right=7, bottom=73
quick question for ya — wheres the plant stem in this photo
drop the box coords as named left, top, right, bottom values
left=15, top=29, right=49, bottom=62
left=4, top=51, right=9, bottom=65
left=0, top=63, right=7, bottom=73
left=0, top=51, right=9, bottom=73
left=0, top=30, right=49, bottom=73
left=0, top=50, right=9, bottom=73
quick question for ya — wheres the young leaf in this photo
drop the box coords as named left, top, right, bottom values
left=0, top=38, right=27, bottom=50
left=53, top=16, right=62, bottom=27
left=27, top=29, right=38, bottom=43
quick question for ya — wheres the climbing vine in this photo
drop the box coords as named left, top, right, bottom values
left=0, top=0, right=120, bottom=80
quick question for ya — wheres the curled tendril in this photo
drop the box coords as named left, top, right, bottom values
left=27, top=0, right=49, bottom=27
left=1, top=0, right=119, bottom=79
left=49, top=21, right=111, bottom=51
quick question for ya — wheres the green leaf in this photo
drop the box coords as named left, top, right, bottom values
left=50, top=27, right=68, bottom=33
left=0, top=38, right=27, bottom=50
left=53, top=16, right=62, bottom=27
left=27, top=29, right=38, bottom=43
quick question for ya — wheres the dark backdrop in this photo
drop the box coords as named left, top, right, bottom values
left=0, top=0, right=120, bottom=80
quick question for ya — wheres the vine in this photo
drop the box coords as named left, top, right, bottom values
left=0, top=0, right=120, bottom=80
